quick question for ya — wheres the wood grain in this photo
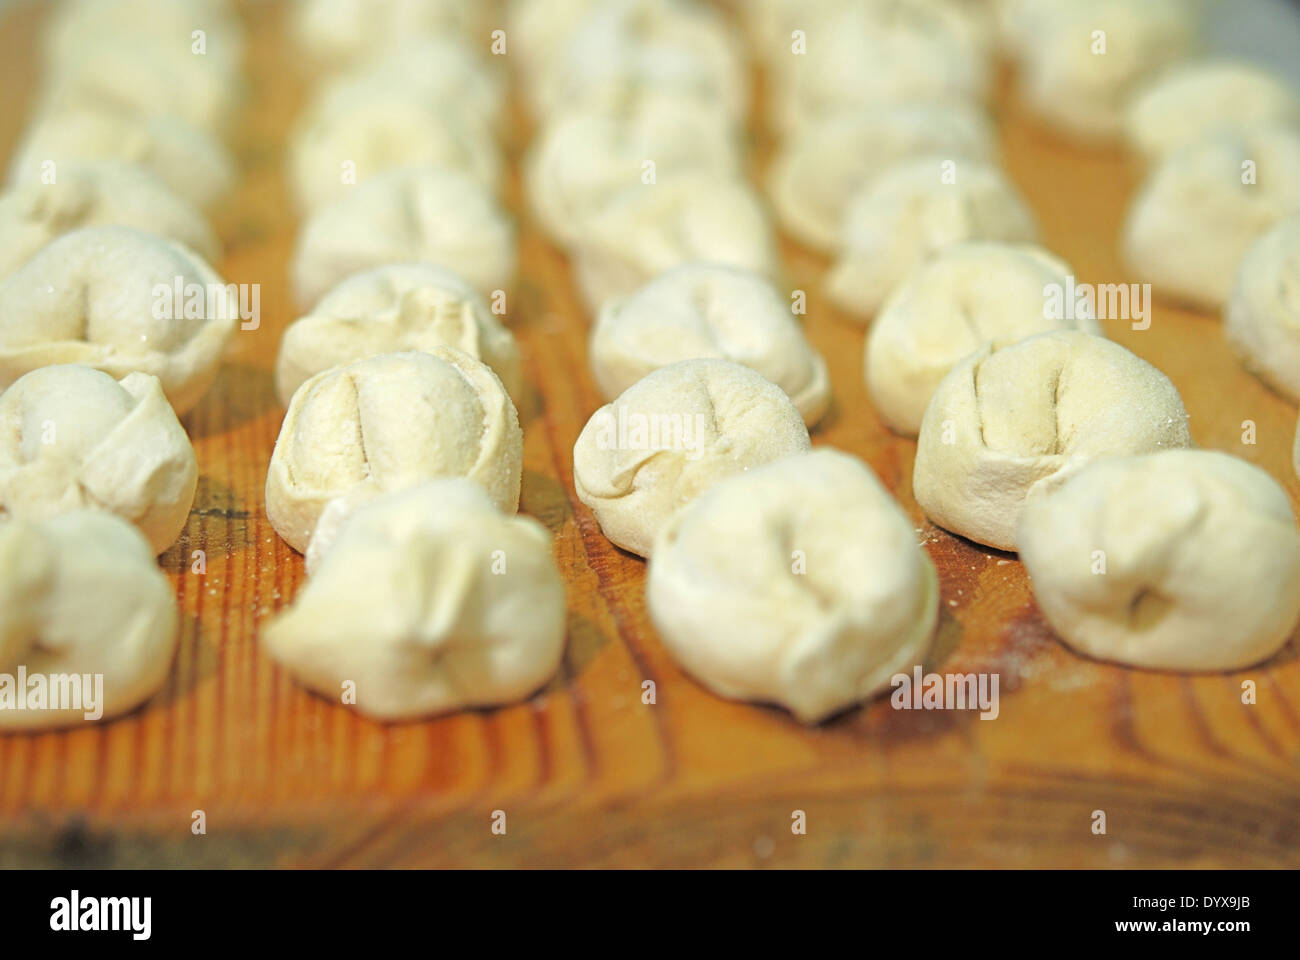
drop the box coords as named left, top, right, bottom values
left=1, top=0, right=1298, bottom=868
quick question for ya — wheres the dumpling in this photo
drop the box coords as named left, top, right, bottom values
left=0, top=510, right=178, bottom=730
left=648, top=448, right=938, bottom=723
left=1123, top=126, right=1300, bottom=309
left=266, top=349, right=522, bottom=553
left=767, top=100, right=997, bottom=252
left=1019, top=450, right=1300, bottom=671
left=589, top=262, right=830, bottom=426
left=770, top=0, right=989, bottom=135
left=866, top=242, right=1100, bottom=436
left=290, top=0, right=489, bottom=72
left=0, top=365, right=197, bottom=554
left=913, top=330, right=1193, bottom=551
left=1012, top=0, right=1199, bottom=140
left=529, top=0, right=748, bottom=125
left=0, top=226, right=238, bottom=415
left=0, top=161, right=218, bottom=279
left=1225, top=216, right=1300, bottom=403
left=525, top=94, right=740, bottom=246
left=263, top=478, right=565, bottom=721
left=276, top=262, right=522, bottom=407
left=1125, top=60, right=1300, bottom=162
left=573, top=358, right=811, bottom=557
left=288, top=86, right=501, bottom=213
left=8, top=110, right=236, bottom=210
left=826, top=156, right=1038, bottom=320
left=570, top=172, right=777, bottom=314
left=290, top=165, right=515, bottom=308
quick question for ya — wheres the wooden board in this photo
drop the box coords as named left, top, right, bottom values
left=1, top=0, right=1298, bottom=868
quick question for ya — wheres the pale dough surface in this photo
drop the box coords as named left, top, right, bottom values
left=1019, top=450, right=1300, bottom=671
left=648, top=448, right=938, bottom=724
left=573, top=358, right=810, bottom=558
left=0, top=365, right=197, bottom=554
left=0, top=226, right=237, bottom=415
left=263, top=478, right=565, bottom=722
left=913, top=330, right=1193, bottom=551
left=266, top=349, right=522, bottom=553
left=0, top=510, right=178, bottom=730
left=1224, top=215, right=1300, bottom=403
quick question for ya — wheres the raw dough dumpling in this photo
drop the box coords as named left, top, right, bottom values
left=913, top=330, right=1193, bottom=551
left=507, top=0, right=602, bottom=91
left=37, top=37, right=244, bottom=138
left=0, top=366, right=196, bottom=554
left=573, top=358, right=811, bottom=558
left=525, top=94, right=740, bottom=246
left=289, top=92, right=500, bottom=213
left=648, top=448, right=938, bottom=723
left=571, top=173, right=777, bottom=314
left=826, top=156, right=1038, bottom=320
left=1123, top=126, right=1300, bottom=309
left=263, top=478, right=565, bottom=721
left=530, top=0, right=748, bottom=125
left=0, top=510, right=178, bottom=730
left=1012, top=0, right=1199, bottom=140
left=1125, top=60, right=1300, bottom=163
left=1019, top=450, right=1300, bottom=671
left=0, top=161, right=218, bottom=279
left=290, top=0, right=488, bottom=72
left=290, top=165, right=515, bottom=308
left=44, top=0, right=245, bottom=75
left=589, top=262, right=830, bottom=426
left=1225, top=216, right=1300, bottom=403
left=8, top=110, right=236, bottom=210
left=768, top=100, right=998, bottom=252
left=313, top=37, right=506, bottom=132
left=275, top=262, right=522, bottom=407
left=266, top=349, right=522, bottom=553
left=770, top=0, right=989, bottom=135
left=866, top=242, right=1101, bottom=436
left=0, top=226, right=238, bottom=415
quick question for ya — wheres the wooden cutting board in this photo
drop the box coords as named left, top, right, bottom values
left=1, top=0, right=1297, bottom=868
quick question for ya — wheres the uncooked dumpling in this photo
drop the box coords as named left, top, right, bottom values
left=1123, top=126, right=1300, bottom=309
left=525, top=94, right=740, bottom=246
left=8, top=110, right=236, bottom=210
left=0, top=365, right=197, bottom=554
left=0, top=510, right=178, bottom=730
left=1019, top=450, right=1300, bottom=671
left=530, top=0, right=748, bottom=125
left=1012, top=0, right=1199, bottom=140
left=826, top=156, right=1038, bottom=320
left=767, top=100, right=997, bottom=252
left=275, top=262, right=522, bottom=407
left=648, top=448, right=938, bottom=724
left=573, top=358, right=811, bottom=558
left=1225, top=216, right=1300, bottom=403
left=290, top=0, right=487, bottom=72
left=288, top=89, right=501, bottom=214
left=1125, top=60, right=1300, bottom=163
left=0, top=161, right=218, bottom=279
left=263, top=478, right=565, bottom=721
left=913, top=330, right=1193, bottom=551
left=570, top=173, right=777, bottom=314
left=866, top=242, right=1100, bottom=436
left=770, top=0, right=989, bottom=135
left=266, top=349, right=522, bottom=553
left=290, top=165, right=515, bottom=308
left=589, top=262, right=830, bottom=425
left=0, top=226, right=238, bottom=415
